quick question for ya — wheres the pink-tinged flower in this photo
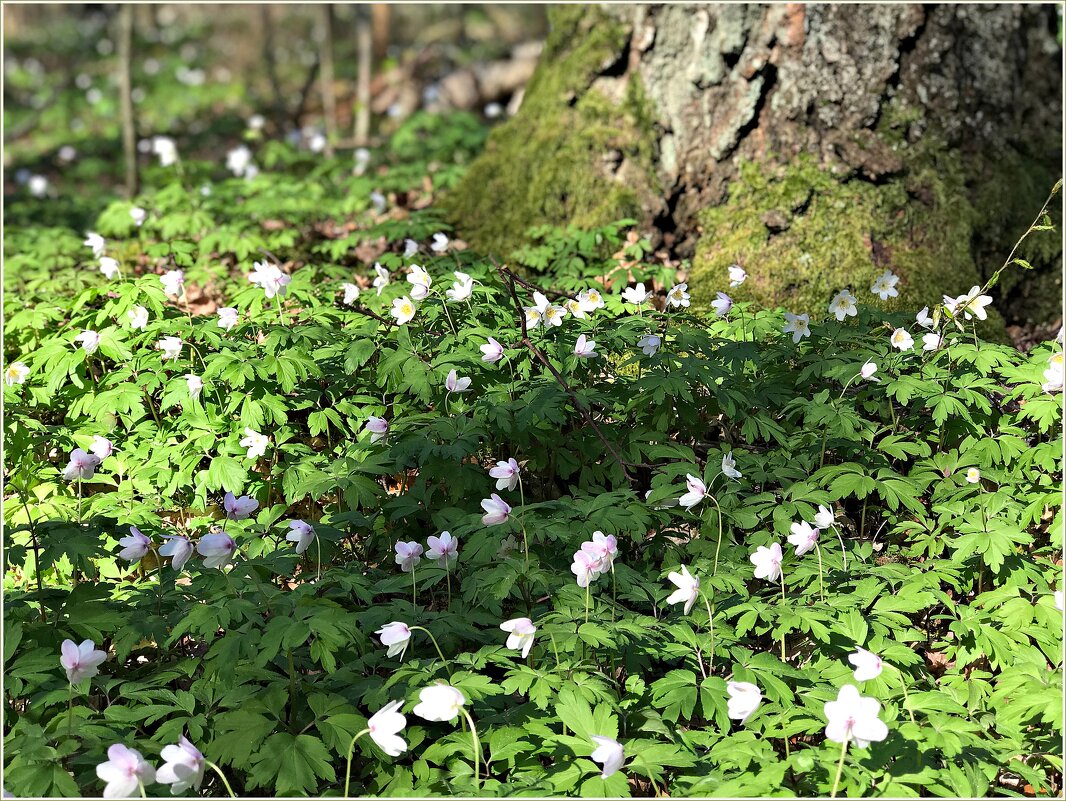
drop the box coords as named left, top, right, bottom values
left=223, top=491, right=259, bottom=520
left=574, top=334, right=597, bottom=358
left=728, top=264, right=747, bottom=287
left=722, top=451, right=742, bottom=480
left=500, top=617, right=537, bottom=658
left=726, top=681, right=762, bottom=725
left=372, top=263, right=390, bottom=295
left=127, top=306, right=149, bottom=330
left=99, top=257, right=120, bottom=280
left=75, top=330, right=101, bottom=354
left=571, top=549, right=602, bottom=588
left=823, top=684, right=889, bottom=747
left=159, top=535, right=193, bottom=571
left=782, top=312, right=811, bottom=343
left=965, top=468, right=981, bottom=484
left=96, top=744, right=156, bottom=799
left=915, top=306, right=933, bottom=329
left=848, top=647, right=884, bottom=682
left=407, top=265, right=432, bottom=300
left=129, top=207, right=147, bottom=227
left=480, top=337, right=504, bottom=364
left=870, top=269, right=900, bottom=300
left=118, top=526, right=151, bottom=562
left=637, top=334, right=661, bottom=357
left=61, top=639, right=107, bottom=684
left=445, top=369, right=471, bottom=393
left=239, top=428, right=268, bottom=460
left=84, top=232, right=106, bottom=258
left=394, top=541, right=423, bottom=572
left=5, top=362, right=29, bottom=386
left=678, top=474, right=707, bottom=510
left=90, top=436, right=114, bottom=460
left=391, top=296, right=417, bottom=325
left=197, top=533, right=237, bottom=569
left=860, top=361, right=878, bottom=381
left=367, top=701, right=408, bottom=757
left=750, top=542, right=783, bottom=581
left=581, top=531, right=618, bottom=572
left=711, top=292, right=733, bottom=317
left=63, top=448, right=101, bottom=481
left=160, top=269, right=185, bottom=297
left=787, top=521, right=819, bottom=557
left=426, top=531, right=458, bottom=567
left=155, top=736, right=204, bottom=795
left=365, top=416, right=389, bottom=443
left=589, top=736, right=625, bottom=779
left=665, top=565, right=700, bottom=614
left=157, top=336, right=182, bottom=361
left=286, top=520, right=315, bottom=554
left=154, top=738, right=203, bottom=797
left=341, top=283, right=361, bottom=305
left=890, top=328, right=913, bottom=352
left=413, top=683, right=466, bottom=722
left=480, top=494, right=511, bottom=526
left=376, top=622, right=412, bottom=658
left=248, top=261, right=291, bottom=298
left=621, top=283, right=650, bottom=306
left=216, top=307, right=239, bottom=331
left=184, top=374, right=203, bottom=400
left=489, top=458, right=520, bottom=491
left=829, top=289, right=858, bottom=321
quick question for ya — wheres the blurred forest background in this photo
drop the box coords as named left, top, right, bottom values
left=4, top=4, right=544, bottom=205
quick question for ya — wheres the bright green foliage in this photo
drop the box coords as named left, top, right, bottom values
left=3, top=136, right=1064, bottom=799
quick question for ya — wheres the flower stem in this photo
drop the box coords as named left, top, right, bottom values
left=461, top=709, right=482, bottom=790
left=584, top=582, right=590, bottom=625
left=701, top=591, right=716, bottom=674
left=779, top=571, right=787, bottom=663
left=411, top=567, right=417, bottom=616
left=67, top=682, right=74, bottom=735
left=342, top=729, right=370, bottom=798
left=814, top=542, right=826, bottom=602
left=518, top=475, right=530, bottom=573
left=138, top=781, right=147, bottom=799
left=77, top=478, right=83, bottom=526
left=897, top=666, right=916, bottom=723
left=834, top=527, right=848, bottom=571
left=206, top=761, right=237, bottom=798
left=445, top=563, right=452, bottom=606
left=314, top=534, right=322, bottom=582
left=274, top=294, right=286, bottom=326
left=830, top=738, right=848, bottom=798
left=706, top=491, right=725, bottom=576
left=409, top=626, right=452, bottom=676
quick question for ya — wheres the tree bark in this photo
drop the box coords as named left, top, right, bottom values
left=449, top=4, right=1062, bottom=328
left=317, top=4, right=338, bottom=157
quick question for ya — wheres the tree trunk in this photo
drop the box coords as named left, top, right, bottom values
left=447, top=4, right=1062, bottom=329
left=317, top=4, right=338, bottom=157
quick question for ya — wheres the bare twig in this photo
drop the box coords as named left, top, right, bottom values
left=490, top=257, right=633, bottom=482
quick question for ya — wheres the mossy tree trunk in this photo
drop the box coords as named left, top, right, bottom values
left=448, top=4, right=1062, bottom=329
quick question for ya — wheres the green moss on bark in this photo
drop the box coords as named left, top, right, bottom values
left=442, top=6, right=658, bottom=259
left=688, top=152, right=1011, bottom=339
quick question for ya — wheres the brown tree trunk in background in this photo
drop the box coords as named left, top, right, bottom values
left=317, top=3, right=337, bottom=156
left=371, top=4, right=390, bottom=62
left=117, top=4, right=138, bottom=198
left=260, top=6, right=286, bottom=130
left=353, top=4, right=373, bottom=146
left=449, top=4, right=1063, bottom=330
